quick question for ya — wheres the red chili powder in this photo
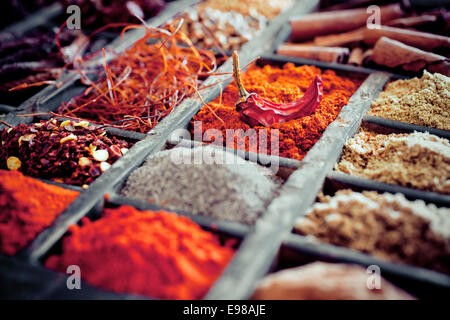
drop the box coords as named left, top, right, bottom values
left=45, top=205, right=235, bottom=300
left=192, top=63, right=362, bottom=160
left=0, top=170, right=79, bottom=256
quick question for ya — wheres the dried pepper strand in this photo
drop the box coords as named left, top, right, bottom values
left=232, top=51, right=324, bottom=127
left=58, top=21, right=218, bottom=133
left=45, top=205, right=235, bottom=300
left=0, top=119, right=132, bottom=186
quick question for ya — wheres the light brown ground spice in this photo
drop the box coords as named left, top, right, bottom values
left=336, top=129, right=450, bottom=194
left=294, top=190, right=450, bottom=274
left=368, top=71, right=450, bottom=130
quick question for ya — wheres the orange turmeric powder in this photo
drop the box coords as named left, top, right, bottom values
left=192, top=63, right=361, bottom=160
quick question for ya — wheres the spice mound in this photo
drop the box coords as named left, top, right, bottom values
left=191, top=63, right=361, bottom=160
left=0, top=119, right=132, bottom=186
left=294, top=190, right=450, bottom=274
left=121, top=146, right=279, bottom=225
left=45, top=205, right=235, bottom=300
left=368, top=71, right=450, bottom=130
left=335, top=130, right=450, bottom=194
left=0, top=170, right=79, bottom=256
left=252, top=262, right=414, bottom=300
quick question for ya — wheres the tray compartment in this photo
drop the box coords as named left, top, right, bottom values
left=8, top=0, right=448, bottom=301
left=333, top=120, right=450, bottom=204
left=278, top=175, right=450, bottom=299
left=167, top=55, right=372, bottom=171
left=35, top=196, right=244, bottom=300
left=1, top=116, right=145, bottom=190
left=110, top=141, right=292, bottom=228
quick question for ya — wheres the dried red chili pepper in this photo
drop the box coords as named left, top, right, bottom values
left=232, top=51, right=324, bottom=127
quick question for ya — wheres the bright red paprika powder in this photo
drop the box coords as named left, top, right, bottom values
left=0, top=170, right=79, bottom=256
left=45, top=205, right=235, bottom=300
left=192, top=62, right=362, bottom=161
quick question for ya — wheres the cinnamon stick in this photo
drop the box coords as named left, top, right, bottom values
left=362, top=49, right=373, bottom=65
left=277, top=44, right=350, bottom=63
left=290, top=3, right=403, bottom=41
left=313, top=28, right=365, bottom=47
left=364, top=26, right=450, bottom=51
left=371, top=37, right=449, bottom=75
left=387, top=15, right=438, bottom=28
left=348, top=47, right=364, bottom=66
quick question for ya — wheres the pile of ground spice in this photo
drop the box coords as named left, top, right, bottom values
left=45, top=205, right=235, bottom=300
left=336, top=130, right=450, bottom=194
left=252, top=262, right=414, bottom=300
left=0, top=119, right=132, bottom=186
left=0, top=170, right=79, bottom=256
left=191, top=63, right=361, bottom=160
left=294, top=190, right=450, bottom=274
left=121, top=146, right=279, bottom=225
left=368, top=71, right=450, bottom=130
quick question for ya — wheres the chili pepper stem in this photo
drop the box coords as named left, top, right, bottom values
left=232, top=51, right=252, bottom=105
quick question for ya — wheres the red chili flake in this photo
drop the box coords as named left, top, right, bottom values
left=0, top=118, right=134, bottom=186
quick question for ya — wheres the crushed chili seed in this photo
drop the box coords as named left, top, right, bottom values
left=0, top=119, right=133, bottom=186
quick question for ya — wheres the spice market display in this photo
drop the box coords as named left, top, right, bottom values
left=0, top=0, right=449, bottom=305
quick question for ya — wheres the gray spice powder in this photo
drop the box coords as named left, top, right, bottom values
left=120, top=146, right=280, bottom=225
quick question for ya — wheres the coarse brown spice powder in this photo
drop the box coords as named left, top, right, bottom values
left=368, top=71, right=450, bottom=130
left=295, top=190, right=450, bottom=274
left=336, top=129, right=450, bottom=194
